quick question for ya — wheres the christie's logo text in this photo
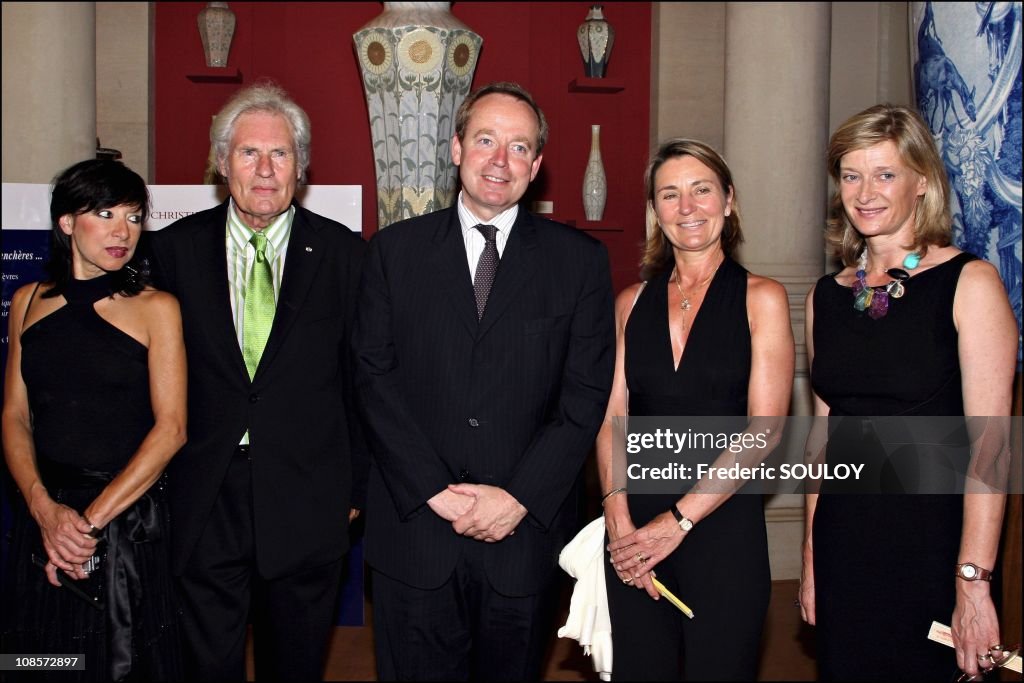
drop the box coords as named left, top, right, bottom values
left=150, top=211, right=197, bottom=220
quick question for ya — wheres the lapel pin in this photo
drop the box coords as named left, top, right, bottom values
left=305, top=246, right=313, bottom=252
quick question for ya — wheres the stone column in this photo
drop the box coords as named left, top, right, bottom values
left=723, top=1, right=832, bottom=580
left=2, top=2, right=96, bottom=182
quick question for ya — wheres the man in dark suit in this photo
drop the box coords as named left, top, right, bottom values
left=353, top=81, right=615, bottom=680
left=147, top=82, right=366, bottom=682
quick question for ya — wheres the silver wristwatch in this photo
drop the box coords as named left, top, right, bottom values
left=955, top=562, right=993, bottom=581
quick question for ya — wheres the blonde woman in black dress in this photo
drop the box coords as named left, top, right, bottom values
left=799, top=104, right=1016, bottom=681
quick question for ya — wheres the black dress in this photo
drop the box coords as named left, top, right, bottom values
left=1, top=275, right=182, bottom=682
left=605, top=258, right=771, bottom=681
left=811, top=252, right=978, bottom=681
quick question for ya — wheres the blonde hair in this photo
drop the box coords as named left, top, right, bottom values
left=826, top=104, right=951, bottom=266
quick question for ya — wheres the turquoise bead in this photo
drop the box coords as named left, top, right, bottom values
left=854, top=287, right=873, bottom=311
left=902, top=252, right=921, bottom=269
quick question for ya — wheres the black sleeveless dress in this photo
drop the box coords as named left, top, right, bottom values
left=810, top=252, right=978, bottom=681
left=1, top=275, right=182, bottom=682
left=605, top=258, right=771, bottom=681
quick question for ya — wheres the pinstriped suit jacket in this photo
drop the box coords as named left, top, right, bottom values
left=353, top=206, right=614, bottom=596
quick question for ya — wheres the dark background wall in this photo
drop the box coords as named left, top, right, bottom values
left=154, top=1, right=652, bottom=293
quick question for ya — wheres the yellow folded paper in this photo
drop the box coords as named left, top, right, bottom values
left=652, top=577, right=694, bottom=619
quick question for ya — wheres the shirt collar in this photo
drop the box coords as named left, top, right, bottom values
left=227, top=201, right=294, bottom=261
left=456, top=191, right=518, bottom=236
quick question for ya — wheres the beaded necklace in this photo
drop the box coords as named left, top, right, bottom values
left=852, top=250, right=921, bottom=319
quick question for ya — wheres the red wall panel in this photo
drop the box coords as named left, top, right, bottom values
left=155, top=2, right=650, bottom=293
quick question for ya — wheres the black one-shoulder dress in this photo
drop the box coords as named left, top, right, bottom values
left=1, top=274, right=182, bottom=682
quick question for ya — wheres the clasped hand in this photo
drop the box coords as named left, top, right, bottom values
left=608, top=511, right=684, bottom=597
left=36, top=501, right=98, bottom=586
left=427, top=484, right=526, bottom=542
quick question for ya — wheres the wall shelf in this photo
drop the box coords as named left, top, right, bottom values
left=186, top=67, right=243, bottom=83
left=564, top=219, right=624, bottom=232
left=568, top=77, right=625, bottom=93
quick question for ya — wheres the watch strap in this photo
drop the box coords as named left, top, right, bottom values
left=668, top=504, right=693, bottom=531
left=956, top=562, right=993, bottom=581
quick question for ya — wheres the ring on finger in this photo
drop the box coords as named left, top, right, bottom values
left=623, top=577, right=633, bottom=584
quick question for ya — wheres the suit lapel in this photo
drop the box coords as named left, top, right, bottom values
left=433, top=210, right=480, bottom=337
left=191, top=203, right=249, bottom=381
left=253, top=206, right=324, bottom=381
left=476, top=210, right=539, bottom=340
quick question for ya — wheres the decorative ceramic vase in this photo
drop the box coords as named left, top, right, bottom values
left=910, top=1, right=1022, bottom=360
left=582, top=125, right=607, bottom=221
left=354, top=2, right=483, bottom=229
left=197, top=2, right=235, bottom=68
left=577, top=5, right=615, bottom=78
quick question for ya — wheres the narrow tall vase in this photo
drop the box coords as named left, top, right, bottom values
left=582, top=125, right=607, bottom=221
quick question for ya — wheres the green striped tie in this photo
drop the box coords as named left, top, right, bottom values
left=242, top=231, right=274, bottom=379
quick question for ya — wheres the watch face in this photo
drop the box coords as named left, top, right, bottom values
left=680, top=518, right=693, bottom=532
left=961, top=564, right=977, bottom=579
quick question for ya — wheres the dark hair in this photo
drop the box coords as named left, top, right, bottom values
left=825, top=103, right=951, bottom=266
left=454, top=81, right=549, bottom=154
left=640, top=138, right=744, bottom=281
left=44, top=159, right=151, bottom=298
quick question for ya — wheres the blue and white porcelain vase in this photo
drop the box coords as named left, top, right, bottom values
left=910, top=1, right=1022, bottom=361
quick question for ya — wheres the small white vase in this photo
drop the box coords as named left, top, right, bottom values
left=582, top=124, right=607, bottom=221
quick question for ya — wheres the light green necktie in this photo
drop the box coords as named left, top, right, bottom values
left=242, top=231, right=274, bottom=379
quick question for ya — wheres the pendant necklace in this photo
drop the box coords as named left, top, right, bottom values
left=672, top=262, right=720, bottom=311
left=852, top=249, right=920, bottom=319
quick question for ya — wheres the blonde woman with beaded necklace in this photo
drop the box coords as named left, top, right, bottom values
left=798, top=104, right=1017, bottom=681
left=596, top=138, right=794, bottom=680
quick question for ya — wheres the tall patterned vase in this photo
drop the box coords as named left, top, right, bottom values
left=910, top=1, right=1022, bottom=361
left=354, top=2, right=483, bottom=229
left=582, top=124, right=607, bottom=221
left=577, top=5, right=615, bottom=78
left=197, top=2, right=235, bottom=68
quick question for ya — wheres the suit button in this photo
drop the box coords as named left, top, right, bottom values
left=249, top=394, right=260, bottom=403
left=468, top=418, right=480, bottom=427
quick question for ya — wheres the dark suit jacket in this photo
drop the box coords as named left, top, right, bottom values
left=353, top=206, right=614, bottom=596
left=147, top=200, right=366, bottom=580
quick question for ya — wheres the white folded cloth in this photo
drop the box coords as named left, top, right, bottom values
left=557, top=517, right=612, bottom=680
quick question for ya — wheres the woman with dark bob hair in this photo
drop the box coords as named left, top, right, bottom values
left=798, top=104, right=1017, bottom=681
left=596, top=139, right=794, bottom=679
left=2, top=159, right=187, bottom=681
